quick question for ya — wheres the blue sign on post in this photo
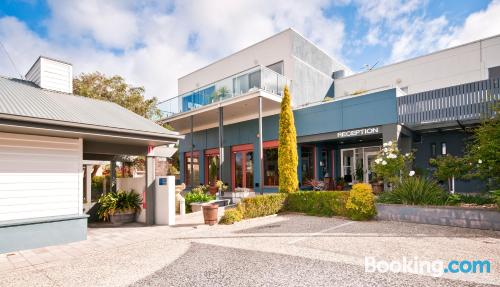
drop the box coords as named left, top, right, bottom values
left=159, top=178, right=167, bottom=186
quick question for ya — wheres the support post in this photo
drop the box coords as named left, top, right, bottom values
left=258, top=96, right=264, bottom=195
left=110, top=160, right=117, bottom=192
left=85, top=165, right=92, bottom=203
left=190, top=115, right=194, bottom=188
left=218, top=106, right=224, bottom=185
left=145, top=156, right=155, bottom=225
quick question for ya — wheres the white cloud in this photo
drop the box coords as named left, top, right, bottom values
left=0, top=0, right=345, bottom=102
left=388, top=0, right=500, bottom=63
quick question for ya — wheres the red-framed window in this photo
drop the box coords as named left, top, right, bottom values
left=184, top=151, right=200, bottom=186
left=231, top=144, right=254, bottom=190
left=204, top=148, right=220, bottom=185
left=263, top=140, right=279, bottom=187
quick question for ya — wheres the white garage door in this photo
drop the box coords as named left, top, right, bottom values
left=0, top=132, right=82, bottom=222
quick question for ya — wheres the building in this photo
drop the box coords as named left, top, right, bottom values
left=0, top=56, right=182, bottom=253
left=160, top=28, right=500, bottom=194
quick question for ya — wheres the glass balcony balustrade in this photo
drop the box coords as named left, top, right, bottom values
left=158, top=65, right=289, bottom=118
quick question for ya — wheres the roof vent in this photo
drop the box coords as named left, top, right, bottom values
left=25, top=56, right=73, bottom=93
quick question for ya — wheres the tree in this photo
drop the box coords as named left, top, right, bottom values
left=429, top=155, right=471, bottom=193
left=278, top=86, right=298, bottom=193
left=73, top=72, right=166, bottom=176
left=466, top=104, right=500, bottom=189
left=73, top=72, right=162, bottom=120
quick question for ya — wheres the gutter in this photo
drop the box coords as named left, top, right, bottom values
left=0, top=113, right=184, bottom=140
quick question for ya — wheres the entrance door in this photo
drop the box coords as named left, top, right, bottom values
left=341, top=149, right=355, bottom=183
left=232, top=145, right=254, bottom=190
left=364, top=151, right=379, bottom=183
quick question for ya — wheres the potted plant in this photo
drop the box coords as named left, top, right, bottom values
left=370, top=177, right=384, bottom=194
left=208, top=157, right=218, bottom=195
left=335, top=178, right=345, bottom=191
left=216, top=180, right=227, bottom=196
left=97, top=190, right=142, bottom=224
left=202, top=203, right=219, bottom=225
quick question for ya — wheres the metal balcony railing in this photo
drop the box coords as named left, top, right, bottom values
left=158, top=65, right=289, bottom=118
left=398, top=78, right=499, bottom=125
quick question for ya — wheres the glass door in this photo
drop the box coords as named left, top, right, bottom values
left=341, top=149, right=354, bottom=183
left=232, top=145, right=254, bottom=190
left=363, top=147, right=381, bottom=183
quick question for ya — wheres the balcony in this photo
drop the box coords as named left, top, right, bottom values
left=398, top=78, right=499, bottom=128
left=158, top=65, right=289, bottom=118
left=159, top=66, right=288, bottom=134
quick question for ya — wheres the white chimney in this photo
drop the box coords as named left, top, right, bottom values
left=25, top=56, right=73, bottom=93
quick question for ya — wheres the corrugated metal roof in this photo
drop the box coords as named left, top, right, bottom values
left=0, top=76, right=180, bottom=138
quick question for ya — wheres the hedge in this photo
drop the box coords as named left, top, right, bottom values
left=219, top=190, right=376, bottom=225
left=286, top=191, right=349, bottom=217
left=239, top=193, right=288, bottom=219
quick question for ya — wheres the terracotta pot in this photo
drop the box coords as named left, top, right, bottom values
left=335, top=185, right=344, bottom=191
left=202, top=204, right=218, bottom=225
left=371, top=183, right=384, bottom=194
left=209, top=185, right=218, bottom=195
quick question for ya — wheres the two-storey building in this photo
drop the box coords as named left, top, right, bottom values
left=160, top=28, right=500, bottom=193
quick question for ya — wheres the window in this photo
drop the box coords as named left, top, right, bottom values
left=184, top=152, right=200, bottom=186
left=267, top=61, right=284, bottom=75
left=264, top=148, right=279, bottom=186
left=320, top=149, right=329, bottom=179
left=301, top=146, right=315, bottom=184
left=205, top=149, right=219, bottom=186
left=430, top=143, right=437, bottom=158
left=441, top=142, right=447, bottom=155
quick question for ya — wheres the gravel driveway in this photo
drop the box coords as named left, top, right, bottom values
left=2, top=213, right=499, bottom=287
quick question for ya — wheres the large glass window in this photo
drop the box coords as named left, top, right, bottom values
left=185, top=152, right=200, bottom=186
left=267, top=61, right=284, bottom=75
left=205, top=153, right=219, bottom=186
left=301, top=146, right=315, bottom=184
left=264, top=148, right=279, bottom=186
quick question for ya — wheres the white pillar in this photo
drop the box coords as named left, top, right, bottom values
left=85, top=165, right=92, bottom=203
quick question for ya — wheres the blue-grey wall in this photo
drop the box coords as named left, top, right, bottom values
left=0, top=215, right=88, bottom=253
left=413, top=130, right=486, bottom=193
left=179, top=89, right=398, bottom=188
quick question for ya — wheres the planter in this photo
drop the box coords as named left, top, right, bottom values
left=208, top=185, right=218, bottom=195
left=371, top=183, right=384, bottom=194
left=376, top=203, right=500, bottom=231
left=110, top=210, right=136, bottom=225
left=202, top=204, right=219, bottom=225
left=335, top=185, right=344, bottom=191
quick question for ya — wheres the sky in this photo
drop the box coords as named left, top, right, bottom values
left=1, top=0, right=500, bottom=102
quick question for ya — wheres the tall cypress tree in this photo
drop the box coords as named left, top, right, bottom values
left=278, top=86, right=298, bottom=193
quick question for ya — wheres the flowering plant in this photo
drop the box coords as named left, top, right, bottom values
left=372, top=140, right=414, bottom=185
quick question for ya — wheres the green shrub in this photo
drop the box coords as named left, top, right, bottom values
left=491, top=190, right=500, bottom=211
left=97, top=190, right=142, bottom=221
left=286, top=191, right=349, bottom=217
left=219, top=207, right=243, bottom=224
left=239, top=193, right=288, bottom=219
left=378, top=177, right=447, bottom=206
left=184, top=191, right=215, bottom=213
left=457, top=193, right=495, bottom=205
left=346, top=183, right=376, bottom=220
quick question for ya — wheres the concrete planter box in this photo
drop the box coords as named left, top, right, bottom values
left=376, top=203, right=500, bottom=231
left=110, top=210, right=136, bottom=225
left=190, top=199, right=231, bottom=213
left=224, top=190, right=255, bottom=203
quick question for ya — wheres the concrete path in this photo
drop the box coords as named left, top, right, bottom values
left=1, top=213, right=499, bottom=286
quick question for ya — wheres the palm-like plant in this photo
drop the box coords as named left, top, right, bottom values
left=97, top=190, right=142, bottom=221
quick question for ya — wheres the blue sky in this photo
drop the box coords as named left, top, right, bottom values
left=0, top=0, right=499, bottom=100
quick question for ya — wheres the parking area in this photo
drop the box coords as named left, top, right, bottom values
left=1, top=214, right=499, bottom=286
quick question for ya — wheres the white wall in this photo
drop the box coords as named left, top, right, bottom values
left=178, top=29, right=294, bottom=95
left=116, top=177, right=146, bottom=223
left=334, top=35, right=500, bottom=98
left=0, top=132, right=82, bottom=222
left=25, top=57, right=73, bottom=94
